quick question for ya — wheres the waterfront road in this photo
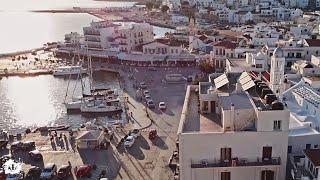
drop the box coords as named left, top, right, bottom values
left=112, top=66, right=200, bottom=180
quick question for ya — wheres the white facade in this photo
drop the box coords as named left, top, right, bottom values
left=142, top=40, right=183, bottom=55
left=65, top=32, right=82, bottom=45
left=270, top=47, right=286, bottom=95
left=178, top=75, right=290, bottom=180
left=83, top=21, right=154, bottom=52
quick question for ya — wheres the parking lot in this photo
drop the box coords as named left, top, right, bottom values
left=0, top=66, right=199, bottom=180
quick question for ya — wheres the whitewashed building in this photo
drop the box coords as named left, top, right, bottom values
left=178, top=72, right=289, bottom=180
left=142, top=38, right=183, bottom=55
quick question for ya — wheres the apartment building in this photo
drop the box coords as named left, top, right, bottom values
left=115, top=23, right=154, bottom=53
left=178, top=72, right=289, bottom=180
left=142, top=38, right=184, bottom=55
left=83, top=21, right=154, bottom=52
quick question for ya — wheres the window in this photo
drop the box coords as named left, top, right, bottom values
left=314, top=145, right=318, bottom=149
left=314, top=110, right=317, bottom=115
left=171, top=49, right=173, bottom=54
left=307, top=51, right=309, bottom=54
left=221, top=172, right=231, bottom=180
left=317, top=51, right=319, bottom=55
left=256, top=64, right=262, bottom=68
left=221, top=148, right=231, bottom=161
left=288, top=146, right=292, bottom=153
left=306, top=144, right=311, bottom=149
left=289, top=44, right=292, bottom=46
left=273, top=120, right=281, bottom=131
left=270, top=53, right=273, bottom=57
left=176, top=49, right=178, bottom=54
left=306, top=104, right=308, bottom=109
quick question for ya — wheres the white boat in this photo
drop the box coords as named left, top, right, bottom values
left=80, top=102, right=122, bottom=115
left=53, top=66, right=87, bottom=76
left=64, top=100, right=82, bottom=110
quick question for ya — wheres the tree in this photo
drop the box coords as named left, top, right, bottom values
left=198, top=62, right=215, bottom=74
left=154, top=3, right=161, bottom=9
left=161, top=5, right=169, bottom=13
left=146, top=2, right=154, bottom=11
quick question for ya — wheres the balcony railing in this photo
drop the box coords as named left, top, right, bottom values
left=191, top=157, right=281, bottom=168
left=118, top=36, right=127, bottom=39
left=119, top=42, right=127, bottom=45
left=85, top=38, right=100, bottom=42
left=84, top=31, right=100, bottom=36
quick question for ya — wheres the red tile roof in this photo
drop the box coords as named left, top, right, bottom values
left=304, top=149, right=320, bottom=166
left=198, top=35, right=208, bottom=41
left=144, top=38, right=182, bottom=47
left=305, top=39, right=320, bottom=47
left=205, top=40, right=214, bottom=44
left=214, top=41, right=238, bottom=49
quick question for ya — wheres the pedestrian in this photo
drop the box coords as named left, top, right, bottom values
left=130, top=111, right=133, bottom=117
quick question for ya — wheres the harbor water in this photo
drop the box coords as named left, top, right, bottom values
left=0, top=71, right=123, bottom=134
left=0, top=0, right=173, bottom=53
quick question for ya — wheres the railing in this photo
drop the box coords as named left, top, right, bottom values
left=84, top=31, right=100, bottom=36
left=119, top=42, right=127, bottom=45
left=191, top=157, right=281, bottom=168
left=85, top=38, right=100, bottom=42
left=118, top=36, right=127, bottom=39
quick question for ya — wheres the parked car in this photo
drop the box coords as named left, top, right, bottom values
left=145, top=95, right=152, bottom=102
left=10, top=142, right=22, bottom=151
left=124, top=136, right=135, bottom=148
left=149, top=129, right=157, bottom=139
left=131, top=129, right=141, bottom=138
left=147, top=100, right=155, bottom=108
left=75, top=164, right=93, bottom=178
left=143, top=90, right=150, bottom=96
left=159, top=102, right=166, bottom=110
left=25, top=166, right=41, bottom=180
left=148, top=67, right=156, bottom=71
left=6, top=171, right=24, bottom=180
left=0, top=169, right=5, bottom=180
left=140, top=82, right=147, bottom=89
left=57, top=165, right=71, bottom=179
left=21, top=141, right=35, bottom=151
left=40, top=163, right=57, bottom=179
left=29, top=150, right=43, bottom=161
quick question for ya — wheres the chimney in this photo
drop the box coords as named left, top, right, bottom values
left=230, top=103, right=235, bottom=131
left=235, top=82, right=241, bottom=93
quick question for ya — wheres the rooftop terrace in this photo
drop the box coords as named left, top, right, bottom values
left=181, top=86, right=223, bottom=133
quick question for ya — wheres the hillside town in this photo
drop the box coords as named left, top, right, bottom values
left=2, top=0, right=320, bottom=179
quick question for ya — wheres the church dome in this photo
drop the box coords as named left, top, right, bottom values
left=273, top=47, right=284, bottom=58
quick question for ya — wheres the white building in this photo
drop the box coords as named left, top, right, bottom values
left=83, top=21, right=154, bottom=52
left=178, top=72, right=289, bottom=180
left=64, top=32, right=82, bottom=45
left=233, top=11, right=253, bottom=24
left=302, top=39, right=320, bottom=61
left=164, top=0, right=181, bottom=11
left=142, top=38, right=184, bottom=55
left=115, top=23, right=154, bottom=53
left=83, top=21, right=117, bottom=50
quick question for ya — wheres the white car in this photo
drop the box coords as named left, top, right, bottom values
left=124, top=136, right=135, bottom=148
left=143, top=90, right=150, bottom=96
left=140, top=82, right=147, bottom=89
left=131, top=129, right=141, bottom=138
left=159, top=102, right=166, bottom=110
left=145, top=94, right=152, bottom=102
left=40, top=163, right=57, bottom=179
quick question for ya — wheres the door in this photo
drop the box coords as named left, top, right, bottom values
left=211, top=101, right=215, bottom=113
left=261, top=170, right=274, bottom=180
left=221, top=148, right=231, bottom=162
left=262, top=146, right=272, bottom=160
left=221, top=172, right=231, bottom=180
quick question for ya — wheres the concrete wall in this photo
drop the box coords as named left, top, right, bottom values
left=179, top=131, right=288, bottom=180
left=289, top=134, right=320, bottom=154
left=256, top=110, right=290, bottom=132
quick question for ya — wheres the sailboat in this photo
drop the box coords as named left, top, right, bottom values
left=80, top=53, right=122, bottom=116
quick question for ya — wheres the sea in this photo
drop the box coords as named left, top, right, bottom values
left=0, top=0, right=172, bottom=133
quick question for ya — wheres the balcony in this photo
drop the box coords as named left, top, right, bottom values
left=191, top=157, right=281, bottom=168
left=84, top=31, right=100, bottom=36
left=118, top=36, right=127, bottom=39
left=119, top=42, right=127, bottom=45
left=85, top=38, right=100, bottom=42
